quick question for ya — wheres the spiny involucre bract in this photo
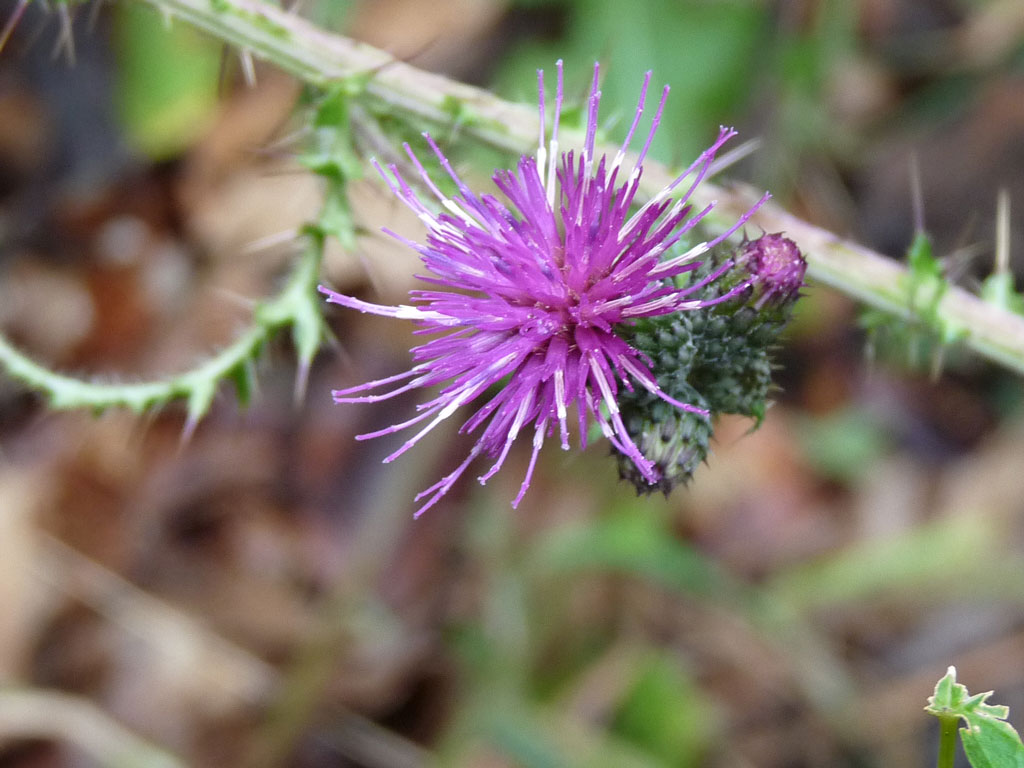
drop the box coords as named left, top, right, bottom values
left=319, top=61, right=767, bottom=516
left=617, top=233, right=807, bottom=493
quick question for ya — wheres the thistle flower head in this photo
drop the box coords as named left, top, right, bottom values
left=320, top=61, right=767, bottom=516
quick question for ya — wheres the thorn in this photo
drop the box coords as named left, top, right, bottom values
left=863, top=330, right=877, bottom=374
left=239, top=48, right=256, bottom=88
left=244, top=358, right=261, bottom=404
left=0, top=0, right=30, bottom=53
left=217, top=43, right=232, bottom=97
left=930, top=342, right=945, bottom=383
left=86, top=0, right=104, bottom=34
left=254, top=125, right=312, bottom=156
left=322, top=326, right=346, bottom=358
left=51, top=2, right=75, bottom=65
left=242, top=228, right=301, bottom=254
left=211, top=286, right=258, bottom=310
left=907, top=333, right=920, bottom=370
left=909, top=152, right=925, bottom=235
left=943, top=242, right=985, bottom=284
left=293, top=358, right=310, bottom=406
left=130, top=406, right=161, bottom=451
left=14, top=1, right=50, bottom=55
left=995, top=188, right=1011, bottom=276
left=180, top=412, right=200, bottom=447
left=707, top=137, right=762, bottom=178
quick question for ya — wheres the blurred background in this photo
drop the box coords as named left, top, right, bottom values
left=2, top=0, right=1024, bottom=765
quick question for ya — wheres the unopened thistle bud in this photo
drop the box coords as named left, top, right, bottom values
left=742, top=232, right=807, bottom=311
left=616, top=233, right=806, bottom=493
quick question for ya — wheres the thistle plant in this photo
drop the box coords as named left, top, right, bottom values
left=3, top=3, right=1024, bottom=767
left=321, top=62, right=766, bottom=515
left=2, top=0, right=1024, bottom=483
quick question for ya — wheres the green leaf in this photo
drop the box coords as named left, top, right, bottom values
left=858, top=227, right=969, bottom=371
left=961, top=720, right=1024, bottom=768
left=926, top=667, right=1024, bottom=768
left=317, top=180, right=358, bottom=249
left=300, top=85, right=363, bottom=182
left=905, top=231, right=946, bottom=321
left=186, top=378, right=217, bottom=426
left=907, top=231, right=941, bottom=281
left=228, top=360, right=256, bottom=406
left=299, top=87, right=362, bottom=250
left=904, top=231, right=967, bottom=347
left=290, top=291, right=325, bottom=369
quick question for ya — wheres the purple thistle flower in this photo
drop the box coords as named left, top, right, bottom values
left=319, top=61, right=767, bottom=516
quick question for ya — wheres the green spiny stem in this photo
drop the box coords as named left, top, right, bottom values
left=0, top=239, right=325, bottom=421
left=0, top=332, right=184, bottom=412
left=122, top=0, right=1024, bottom=377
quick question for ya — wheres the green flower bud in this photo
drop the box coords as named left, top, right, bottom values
left=615, top=233, right=806, bottom=494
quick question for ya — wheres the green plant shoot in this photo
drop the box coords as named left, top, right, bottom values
left=926, top=666, right=1024, bottom=768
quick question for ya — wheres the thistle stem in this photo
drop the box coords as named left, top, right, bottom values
left=124, top=0, right=1024, bottom=377
left=936, top=713, right=959, bottom=768
left=0, top=238, right=324, bottom=419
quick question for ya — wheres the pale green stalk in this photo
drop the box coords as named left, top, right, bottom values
left=936, top=712, right=958, bottom=768
left=131, top=0, right=1024, bottom=377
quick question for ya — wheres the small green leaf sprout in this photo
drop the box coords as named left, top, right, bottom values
left=926, top=666, right=1024, bottom=768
